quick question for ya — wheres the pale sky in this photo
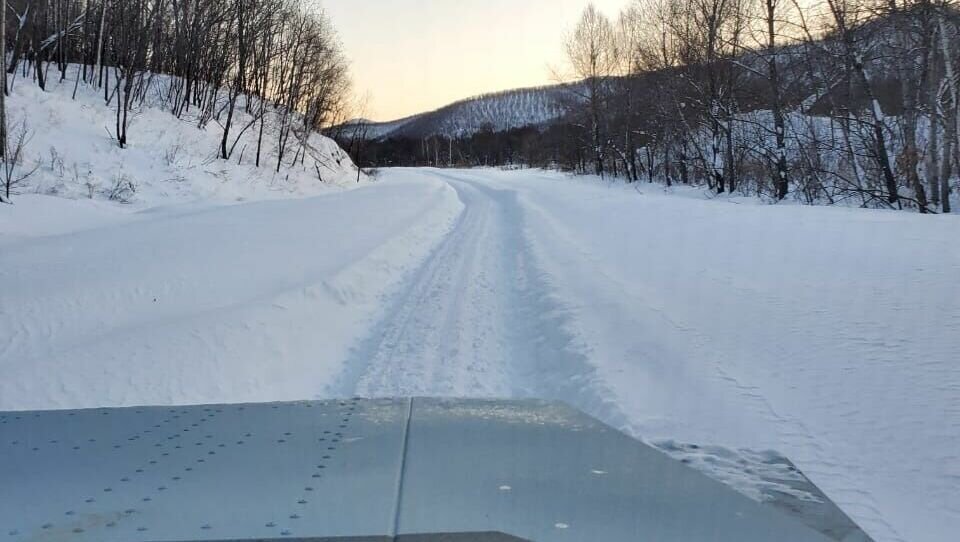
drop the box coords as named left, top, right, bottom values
left=322, top=0, right=625, bottom=121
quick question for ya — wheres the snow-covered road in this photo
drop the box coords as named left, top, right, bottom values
left=341, top=176, right=520, bottom=396
left=338, top=174, right=616, bottom=421
left=2, top=168, right=958, bottom=542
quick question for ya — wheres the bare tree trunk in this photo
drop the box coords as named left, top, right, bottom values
left=221, top=0, right=248, bottom=160
left=679, top=136, right=689, bottom=184
left=927, top=93, right=941, bottom=208
left=827, top=0, right=899, bottom=206
left=7, top=5, right=28, bottom=75
left=895, top=6, right=928, bottom=213
left=725, top=120, right=735, bottom=192
left=1, top=0, right=7, bottom=187
left=32, top=3, right=47, bottom=91
left=255, top=94, right=266, bottom=167
left=927, top=20, right=942, bottom=209
left=766, top=0, right=789, bottom=200
left=859, top=64, right=899, bottom=205
left=664, top=138, right=673, bottom=187
left=58, top=0, right=68, bottom=82
left=95, top=0, right=106, bottom=88
left=592, top=79, right=604, bottom=177
left=939, top=13, right=957, bottom=212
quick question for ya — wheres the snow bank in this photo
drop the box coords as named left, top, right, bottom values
left=0, top=194, right=140, bottom=241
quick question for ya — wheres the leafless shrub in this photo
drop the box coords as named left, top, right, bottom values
left=107, top=172, right=137, bottom=203
left=164, top=143, right=184, bottom=166
left=86, top=178, right=99, bottom=199
left=1, top=120, right=40, bottom=203
left=49, top=147, right=65, bottom=177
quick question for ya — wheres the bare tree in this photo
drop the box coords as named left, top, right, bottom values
left=761, top=0, right=790, bottom=199
left=563, top=4, right=618, bottom=177
left=1, top=0, right=8, bottom=177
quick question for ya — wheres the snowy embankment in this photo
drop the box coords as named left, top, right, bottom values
left=3, top=66, right=361, bottom=210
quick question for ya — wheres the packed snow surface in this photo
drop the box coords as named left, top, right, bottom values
left=2, top=168, right=958, bottom=542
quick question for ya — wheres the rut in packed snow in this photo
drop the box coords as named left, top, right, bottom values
left=336, top=172, right=624, bottom=427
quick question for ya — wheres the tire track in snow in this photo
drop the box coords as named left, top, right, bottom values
left=335, top=177, right=512, bottom=397
left=334, top=171, right=627, bottom=429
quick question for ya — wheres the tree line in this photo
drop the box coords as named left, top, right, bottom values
left=561, top=0, right=958, bottom=212
left=350, top=0, right=959, bottom=213
left=348, top=124, right=582, bottom=170
left=1, top=0, right=351, bottom=203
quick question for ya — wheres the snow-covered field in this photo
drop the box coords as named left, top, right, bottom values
left=2, top=167, right=958, bottom=542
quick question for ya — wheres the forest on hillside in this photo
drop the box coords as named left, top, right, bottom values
left=350, top=0, right=960, bottom=213
left=0, top=0, right=352, bottom=203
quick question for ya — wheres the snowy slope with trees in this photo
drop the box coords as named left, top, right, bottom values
left=1, top=71, right=360, bottom=212
left=347, top=85, right=571, bottom=140
left=1, top=0, right=361, bottom=208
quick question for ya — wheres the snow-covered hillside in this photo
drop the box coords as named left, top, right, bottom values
left=2, top=167, right=957, bottom=542
left=2, top=66, right=362, bottom=210
left=355, top=85, right=571, bottom=140
left=344, top=116, right=420, bottom=140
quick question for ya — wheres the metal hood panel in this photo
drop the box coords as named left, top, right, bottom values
left=1, top=399, right=860, bottom=541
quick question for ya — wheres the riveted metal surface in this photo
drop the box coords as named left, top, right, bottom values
left=396, top=399, right=837, bottom=542
left=1, top=399, right=868, bottom=542
left=0, top=399, right=407, bottom=541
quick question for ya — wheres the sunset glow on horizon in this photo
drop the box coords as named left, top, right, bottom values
left=322, top=0, right=624, bottom=121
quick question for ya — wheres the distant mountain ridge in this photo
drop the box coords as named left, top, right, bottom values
left=346, top=84, right=577, bottom=140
